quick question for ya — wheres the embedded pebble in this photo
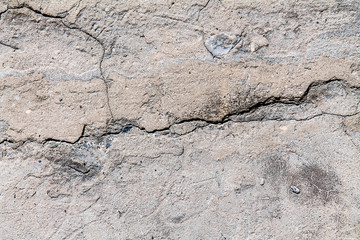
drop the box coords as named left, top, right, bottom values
left=290, top=185, right=301, bottom=194
left=204, top=34, right=241, bottom=57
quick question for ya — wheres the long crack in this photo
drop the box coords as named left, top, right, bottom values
left=135, top=78, right=360, bottom=133
left=1, top=78, right=358, bottom=149
left=0, top=4, right=66, bottom=19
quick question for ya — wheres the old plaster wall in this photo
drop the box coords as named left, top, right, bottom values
left=0, top=0, right=360, bottom=239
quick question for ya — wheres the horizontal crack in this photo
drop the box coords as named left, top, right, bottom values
left=1, top=78, right=360, bottom=148
left=137, top=78, right=359, bottom=134
left=1, top=5, right=66, bottom=19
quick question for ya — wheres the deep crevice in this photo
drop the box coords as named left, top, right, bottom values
left=140, top=78, right=356, bottom=134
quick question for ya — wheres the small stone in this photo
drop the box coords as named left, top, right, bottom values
left=121, top=125, right=132, bottom=133
left=249, top=35, right=269, bottom=52
left=290, top=185, right=300, bottom=194
left=260, top=178, right=265, bottom=185
left=48, top=143, right=59, bottom=148
left=67, top=160, right=89, bottom=174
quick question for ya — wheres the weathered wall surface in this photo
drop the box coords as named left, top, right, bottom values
left=0, top=0, right=360, bottom=239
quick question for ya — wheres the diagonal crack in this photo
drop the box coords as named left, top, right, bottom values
left=199, top=0, right=211, bottom=15
left=0, top=41, right=19, bottom=50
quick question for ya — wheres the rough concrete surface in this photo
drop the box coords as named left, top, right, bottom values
left=0, top=0, right=360, bottom=239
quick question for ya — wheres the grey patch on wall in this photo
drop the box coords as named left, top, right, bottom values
left=262, top=150, right=340, bottom=204
left=44, top=142, right=103, bottom=180
left=263, top=152, right=289, bottom=184
left=293, top=164, right=340, bottom=203
left=205, top=34, right=241, bottom=57
left=0, top=121, right=8, bottom=133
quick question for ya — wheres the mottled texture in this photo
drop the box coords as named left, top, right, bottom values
left=1, top=0, right=360, bottom=239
